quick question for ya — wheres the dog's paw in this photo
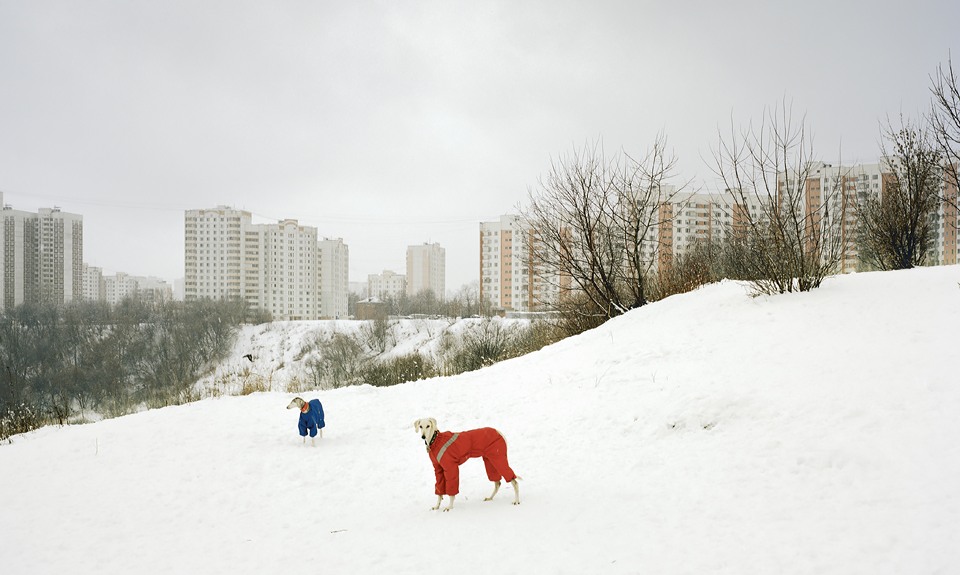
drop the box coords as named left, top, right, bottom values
left=442, top=507, right=452, bottom=512
left=512, top=501, right=521, bottom=505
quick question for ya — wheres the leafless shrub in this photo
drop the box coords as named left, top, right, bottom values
left=931, top=54, right=960, bottom=224
left=857, top=118, right=943, bottom=270
left=520, top=134, right=690, bottom=331
left=711, top=103, right=845, bottom=295
left=304, top=331, right=367, bottom=389
left=286, top=374, right=311, bottom=394
left=240, top=373, right=272, bottom=395
left=652, top=240, right=717, bottom=300
left=359, top=316, right=396, bottom=354
left=363, top=353, right=436, bottom=387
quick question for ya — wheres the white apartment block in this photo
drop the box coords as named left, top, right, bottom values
left=104, top=272, right=135, bottom=305
left=776, top=160, right=960, bottom=272
left=368, top=269, right=406, bottom=299
left=406, top=242, right=445, bottom=297
left=1, top=193, right=83, bottom=310
left=674, top=160, right=955, bottom=274
left=253, top=219, right=320, bottom=320
left=480, top=194, right=743, bottom=313
left=666, top=188, right=753, bottom=259
left=480, top=215, right=555, bottom=312
left=319, top=237, right=349, bottom=319
left=101, top=272, right=172, bottom=306
left=773, top=161, right=881, bottom=274
left=81, top=263, right=104, bottom=302
left=185, top=207, right=348, bottom=321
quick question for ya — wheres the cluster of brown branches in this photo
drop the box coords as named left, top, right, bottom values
left=519, top=132, right=690, bottom=322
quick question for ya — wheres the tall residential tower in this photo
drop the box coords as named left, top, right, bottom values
left=185, top=206, right=348, bottom=320
left=1, top=192, right=83, bottom=309
left=406, top=242, right=445, bottom=297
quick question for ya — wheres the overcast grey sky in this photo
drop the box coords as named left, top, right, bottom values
left=1, top=1, right=957, bottom=291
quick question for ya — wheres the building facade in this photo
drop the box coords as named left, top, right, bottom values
left=252, top=218, right=321, bottom=320
left=185, top=207, right=348, bottom=320
left=81, top=263, right=105, bottom=302
left=479, top=215, right=553, bottom=312
left=775, top=160, right=959, bottom=272
left=101, top=272, right=172, bottom=306
left=661, top=188, right=748, bottom=264
left=1, top=193, right=83, bottom=310
left=319, top=237, right=349, bottom=319
left=406, top=242, right=445, bottom=297
left=368, top=269, right=406, bottom=299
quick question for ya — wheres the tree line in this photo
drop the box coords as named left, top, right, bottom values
left=0, top=298, right=247, bottom=440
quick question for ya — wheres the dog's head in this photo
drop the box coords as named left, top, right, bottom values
left=414, top=418, right=438, bottom=446
left=286, top=397, right=306, bottom=410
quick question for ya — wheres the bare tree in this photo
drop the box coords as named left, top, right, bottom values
left=520, top=134, right=687, bottom=325
left=930, top=54, right=960, bottom=227
left=305, top=331, right=367, bottom=389
left=711, top=104, right=845, bottom=294
left=360, top=315, right=395, bottom=354
left=446, top=281, right=484, bottom=318
left=856, top=118, right=943, bottom=270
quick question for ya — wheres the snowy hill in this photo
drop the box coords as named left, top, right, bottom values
left=2, top=267, right=959, bottom=574
left=197, top=316, right=531, bottom=395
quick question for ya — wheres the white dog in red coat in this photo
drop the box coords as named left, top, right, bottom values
left=414, top=417, right=520, bottom=512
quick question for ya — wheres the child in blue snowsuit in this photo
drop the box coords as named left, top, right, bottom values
left=286, top=397, right=324, bottom=446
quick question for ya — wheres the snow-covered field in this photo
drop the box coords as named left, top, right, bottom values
left=2, top=267, right=958, bottom=574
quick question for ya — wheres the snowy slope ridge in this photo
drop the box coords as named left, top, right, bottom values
left=2, top=268, right=958, bottom=574
left=198, top=316, right=531, bottom=395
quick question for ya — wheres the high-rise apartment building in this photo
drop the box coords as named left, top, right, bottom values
left=251, top=218, right=320, bottom=320
left=776, top=160, right=960, bottom=271
left=481, top=196, right=741, bottom=312
left=479, top=215, right=550, bottom=312
left=666, top=160, right=958, bottom=272
left=319, top=237, right=349, bottom=319
left=81, top=263, right=105, bottom=302
left=185, top=207, right=348, bottom=320
left=662, top=188, right=752, bottom=262
left=185, top=206, right=245, bottom=302
left=1, top=193, right=83, bottom=309
left=406, top=242, right=445, bottom=297
left=368, top=269, right=406, bottom=299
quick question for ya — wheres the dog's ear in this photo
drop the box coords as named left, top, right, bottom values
left=428, top=418, right=437, bottom=430
left=413, top=419, right=422, bottom=432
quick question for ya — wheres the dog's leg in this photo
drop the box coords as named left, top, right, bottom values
left=484, top=481, right=501, bottom=502
left=510, top=478, right=521, bottom=505
left=443, top=495, right=455, bottom=512
left=301, top=435, right=306, bottom=445
left=311, top=437, right=316, bottom=447
left=431, top=495, right=443, bottom=511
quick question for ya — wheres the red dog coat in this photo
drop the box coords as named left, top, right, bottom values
left=428, top=427, right=517, bottom=496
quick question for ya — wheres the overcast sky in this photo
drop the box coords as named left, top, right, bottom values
left=1, top=1, right=957, bottom=291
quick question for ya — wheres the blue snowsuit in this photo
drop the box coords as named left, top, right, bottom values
left=298, top=399, right=325, bottom=438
